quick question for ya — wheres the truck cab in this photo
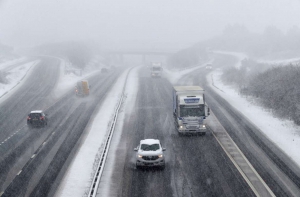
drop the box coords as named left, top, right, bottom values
left=150, top=63, right=163, bottom=78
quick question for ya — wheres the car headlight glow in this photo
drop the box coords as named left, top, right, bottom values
left=158, top=154, right=163, bottom=158
left=138, top=155, right=143, bottom=158
left=179, top=126, right=183, bottom=129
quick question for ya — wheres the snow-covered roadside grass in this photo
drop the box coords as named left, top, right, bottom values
left=0, top=60, right=40, bottom=100
left=54, top=67, right=137, bottom=197
left=207, top=68, right=300, bottom=167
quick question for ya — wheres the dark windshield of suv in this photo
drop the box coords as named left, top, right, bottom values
left=141, top=144, right=160, bottom=151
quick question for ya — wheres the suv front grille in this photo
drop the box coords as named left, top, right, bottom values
left=142, top=156, right=159, bottom=160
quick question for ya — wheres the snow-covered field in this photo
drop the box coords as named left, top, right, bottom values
left=1, top=54, right=300, bottom=195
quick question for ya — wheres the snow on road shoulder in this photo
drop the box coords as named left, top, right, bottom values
left=207, top=69, right=300, bottom=167
left=54, top=67, right=136, bottom=197
left=0, top=60, right=40, bottom=101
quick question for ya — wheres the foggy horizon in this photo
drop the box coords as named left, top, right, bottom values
left=1, top=0, right=300, bottom=51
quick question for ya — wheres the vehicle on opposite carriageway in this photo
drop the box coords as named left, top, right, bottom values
left=27, top=110, right=48, bottom=128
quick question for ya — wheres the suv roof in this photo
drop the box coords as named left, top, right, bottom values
left=140, top=139, right=160, bottom=144
left=30, top=110, right=43, bottom=113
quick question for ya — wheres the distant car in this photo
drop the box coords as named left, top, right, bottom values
left=134, top=139, right=166, bottom=169
left=27, top=110, right=48, bottom=128
left=101, top=68, right=108, bottom=73
left=205, top=64, right=213, bottom=69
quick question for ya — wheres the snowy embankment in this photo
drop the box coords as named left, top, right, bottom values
left=0, top=59, right=40, bottom=100
left=207, top=56, right=300, bottom=167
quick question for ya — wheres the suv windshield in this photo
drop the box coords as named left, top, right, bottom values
left=141, top=144, right=160, bottom=151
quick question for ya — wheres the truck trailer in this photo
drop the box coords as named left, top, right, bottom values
left=173, top=86, right=210, bottom=135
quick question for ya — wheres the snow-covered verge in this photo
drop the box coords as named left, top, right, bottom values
left=54, top=66, right=138, bottom=197
left=207, top=68, right=300, bottom=167
left=0, top=60, right=40, bottom=100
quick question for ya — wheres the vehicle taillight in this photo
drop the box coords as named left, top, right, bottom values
left=40, top=116, right=44, bottom=120
left=27, top=116, right=31, bottom=120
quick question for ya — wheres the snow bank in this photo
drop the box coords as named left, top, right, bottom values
left=207, top=68, right=300, bottom=167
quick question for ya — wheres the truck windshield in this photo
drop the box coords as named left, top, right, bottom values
left=180, top=105, right=205, bottom=117
left=152, top=67, right=161, bottom=71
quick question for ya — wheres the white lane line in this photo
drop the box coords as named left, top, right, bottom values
left=31, top=154, right=36, bottom=159
left=17, top=170, right=22, bottom=176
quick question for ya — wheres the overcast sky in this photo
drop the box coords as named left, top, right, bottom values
left=1, top=0, right=300, bottom=50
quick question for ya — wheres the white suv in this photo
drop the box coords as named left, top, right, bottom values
left=134, top=139, right=166, bottom=169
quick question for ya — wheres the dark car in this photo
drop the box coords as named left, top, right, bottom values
left=27, top=110, right=48, bottom=128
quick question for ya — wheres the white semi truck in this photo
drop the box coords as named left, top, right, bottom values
left=173, top=86, right=210, bottom=135
left=150, top=62, right=163, bottom=78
